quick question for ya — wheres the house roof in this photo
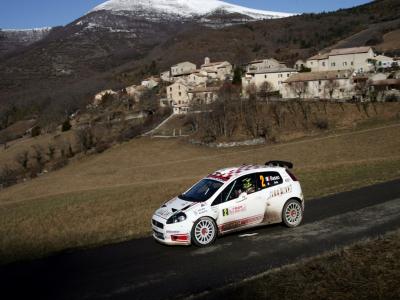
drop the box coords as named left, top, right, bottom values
left=308, top=53, right=329, bottom=60
left=171, top=61, right=196, bottom=67
left=189, top=86, right=221, bottom=93
left=370, top=79, right=400, bottom=86
left=201, top=61, right=230, bottom=68
left=248, top=67, right=296, bottom=75
left=329, top=46, right=372, bottom=56
left=285, top=70, right=352, bottom=83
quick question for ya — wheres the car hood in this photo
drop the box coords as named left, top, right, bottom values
left=155, top=196, right=198, bottom=220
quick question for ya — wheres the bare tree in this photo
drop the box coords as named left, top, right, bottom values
left=324, top=79, right=339, bottom=101
left=290, top=81, right=309, bottom=100
left=31, top=145, right=45, bottom=172
left=258, top=81, right=274, bottom=102
left=354, top=79, right=371, bottom=102
left=15, top=150, right=29, bottom=171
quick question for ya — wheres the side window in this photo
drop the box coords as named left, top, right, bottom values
left=257, top=172, right=283, bottom=190
left=212, top=182, right=234, bottom=206
left=230, top=174, right=257, bottom=199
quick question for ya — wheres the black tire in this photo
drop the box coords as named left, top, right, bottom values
left=191, top=217, right=218, bottom=247
left=282, top=199, right=303, bottom=228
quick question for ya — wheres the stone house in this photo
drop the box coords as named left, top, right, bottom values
left=370, top=79, right=400, bottom=101
left=188, top=86, right=220, bottom=106
left=171, top=61, right=197, bottom=77
left=141, top=76, right=160, bottom=89
left=306, top=47, right=376, bottom=73
left=242, top=67, right=298, bottom=96
left=187, top=71, right=209, bottom=85
left=281, top=70, right=355, bottom=100
left=166, top=81, right=191, bottom=109
left=294, top=59, right=307, bottom=71
left=200, top=57, right=232, bottom=81
left=246, top=58, right=286, bottom=72
left=160, top=70, right=172, bottom=82
left=371, top=55, right=395, bottom=70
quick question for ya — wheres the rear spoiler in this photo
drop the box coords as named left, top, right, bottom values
left=265, top=161, right=294, bottom=169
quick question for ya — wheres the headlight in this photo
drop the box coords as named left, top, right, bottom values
left=166, top=212, right=187, bottom=224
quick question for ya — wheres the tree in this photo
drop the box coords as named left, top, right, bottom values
left=15, top=150, right=29, bottom=171
left=232, top=67, right=243, bottom=85
left=31, top=126, right=41, bottom=137
left=138, top=89, right=159, bottom=113
left=258, top=81, right=274, bottom=102
left=354, top=79, right=371, bottom=102
left=31, top=145, right=45, bottom=172
left=290, top=81, right=309, bottom=99
left=324, top=79, right=339, bottom=100
left=62, top=119, right=72, bottom=132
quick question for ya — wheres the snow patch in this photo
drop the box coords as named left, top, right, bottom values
left=91, top=0, right=293, bottom=20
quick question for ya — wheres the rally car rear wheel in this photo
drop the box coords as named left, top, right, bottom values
left=191, top=217, right=217, bottom=247
left=282, top=199, right=303, bottom=228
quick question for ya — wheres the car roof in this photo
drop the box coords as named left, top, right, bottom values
left=207, top=165, right=285, bottom=182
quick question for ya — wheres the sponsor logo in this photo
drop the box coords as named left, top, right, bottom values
left=269, top=185, right=292, bottom=198
left=222, top=205, right=247, bottom=217
left=266, top=175, right=281, bottom=182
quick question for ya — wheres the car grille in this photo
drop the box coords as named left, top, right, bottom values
left=152, top=219, right=164, bottom=229
left=153, top=230, right=164, bottom=240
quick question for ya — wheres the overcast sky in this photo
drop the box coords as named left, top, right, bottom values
left=0, top=0, right=371, bottom=29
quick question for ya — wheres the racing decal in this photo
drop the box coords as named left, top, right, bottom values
left=219, top=214, right=264, bottom=232
left=157, top=208, right=173, bottom=218
left=208, top=165, right=263, bottom=181
left=222, top=204, right=247, bottom=217
left=265, top=175, right=281, bottom=182
left=194, top=207, right=208, bottom=216
left=269, top=185, right=292, bottom=199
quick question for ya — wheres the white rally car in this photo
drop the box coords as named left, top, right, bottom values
left=152, top=161, right=304, bottom=247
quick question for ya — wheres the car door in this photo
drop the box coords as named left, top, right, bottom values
left=256, top=171, right=285, bottom=224
left=212, top=174, right=265, bottom=233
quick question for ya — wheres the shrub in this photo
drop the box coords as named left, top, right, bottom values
left=0, top=165, right=19, bottom=188
left=313, top=118, right=329, bottom=130
left=385, top=94, right=399, bottom=102
left=61, top=119, right=72, bottom=132
left=31, top=126, right=41, bottom=137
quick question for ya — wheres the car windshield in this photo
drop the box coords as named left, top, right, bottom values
left=179, top=179, right=224, bottom=202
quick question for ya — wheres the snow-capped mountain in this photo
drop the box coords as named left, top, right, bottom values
left=91, top=0, right=293, bottom=21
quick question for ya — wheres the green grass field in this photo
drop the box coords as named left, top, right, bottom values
left=0, top=122, right=400, bottom=264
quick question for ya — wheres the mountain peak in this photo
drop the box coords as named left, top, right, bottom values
left=91, top=0, right=293, bottom=20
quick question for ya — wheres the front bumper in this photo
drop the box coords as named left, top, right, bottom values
left=151, top=214, right=192, bottom=246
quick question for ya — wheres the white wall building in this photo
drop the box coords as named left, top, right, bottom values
left=242, top=67, right=298, bottom=96
left=245, top=58, right=286, bottom=72
left=200, top=57, right=233, bottom=81
left=306, top=47, right=376, bottom=73
left=171, top=61, right=197, bottom=77
left=281, top=70, right=355, bottom=100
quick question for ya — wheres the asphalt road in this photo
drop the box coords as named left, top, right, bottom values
left=1, top=179, right=400, bottom=300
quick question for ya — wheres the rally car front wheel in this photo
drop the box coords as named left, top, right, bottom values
left=191, top=217, right=217, bottom=247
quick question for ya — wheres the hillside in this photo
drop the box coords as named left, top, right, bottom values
left=1, top=0, right=400, bottom=127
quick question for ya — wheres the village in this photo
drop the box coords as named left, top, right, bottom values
left=95, top=46, right=400, bottom=115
